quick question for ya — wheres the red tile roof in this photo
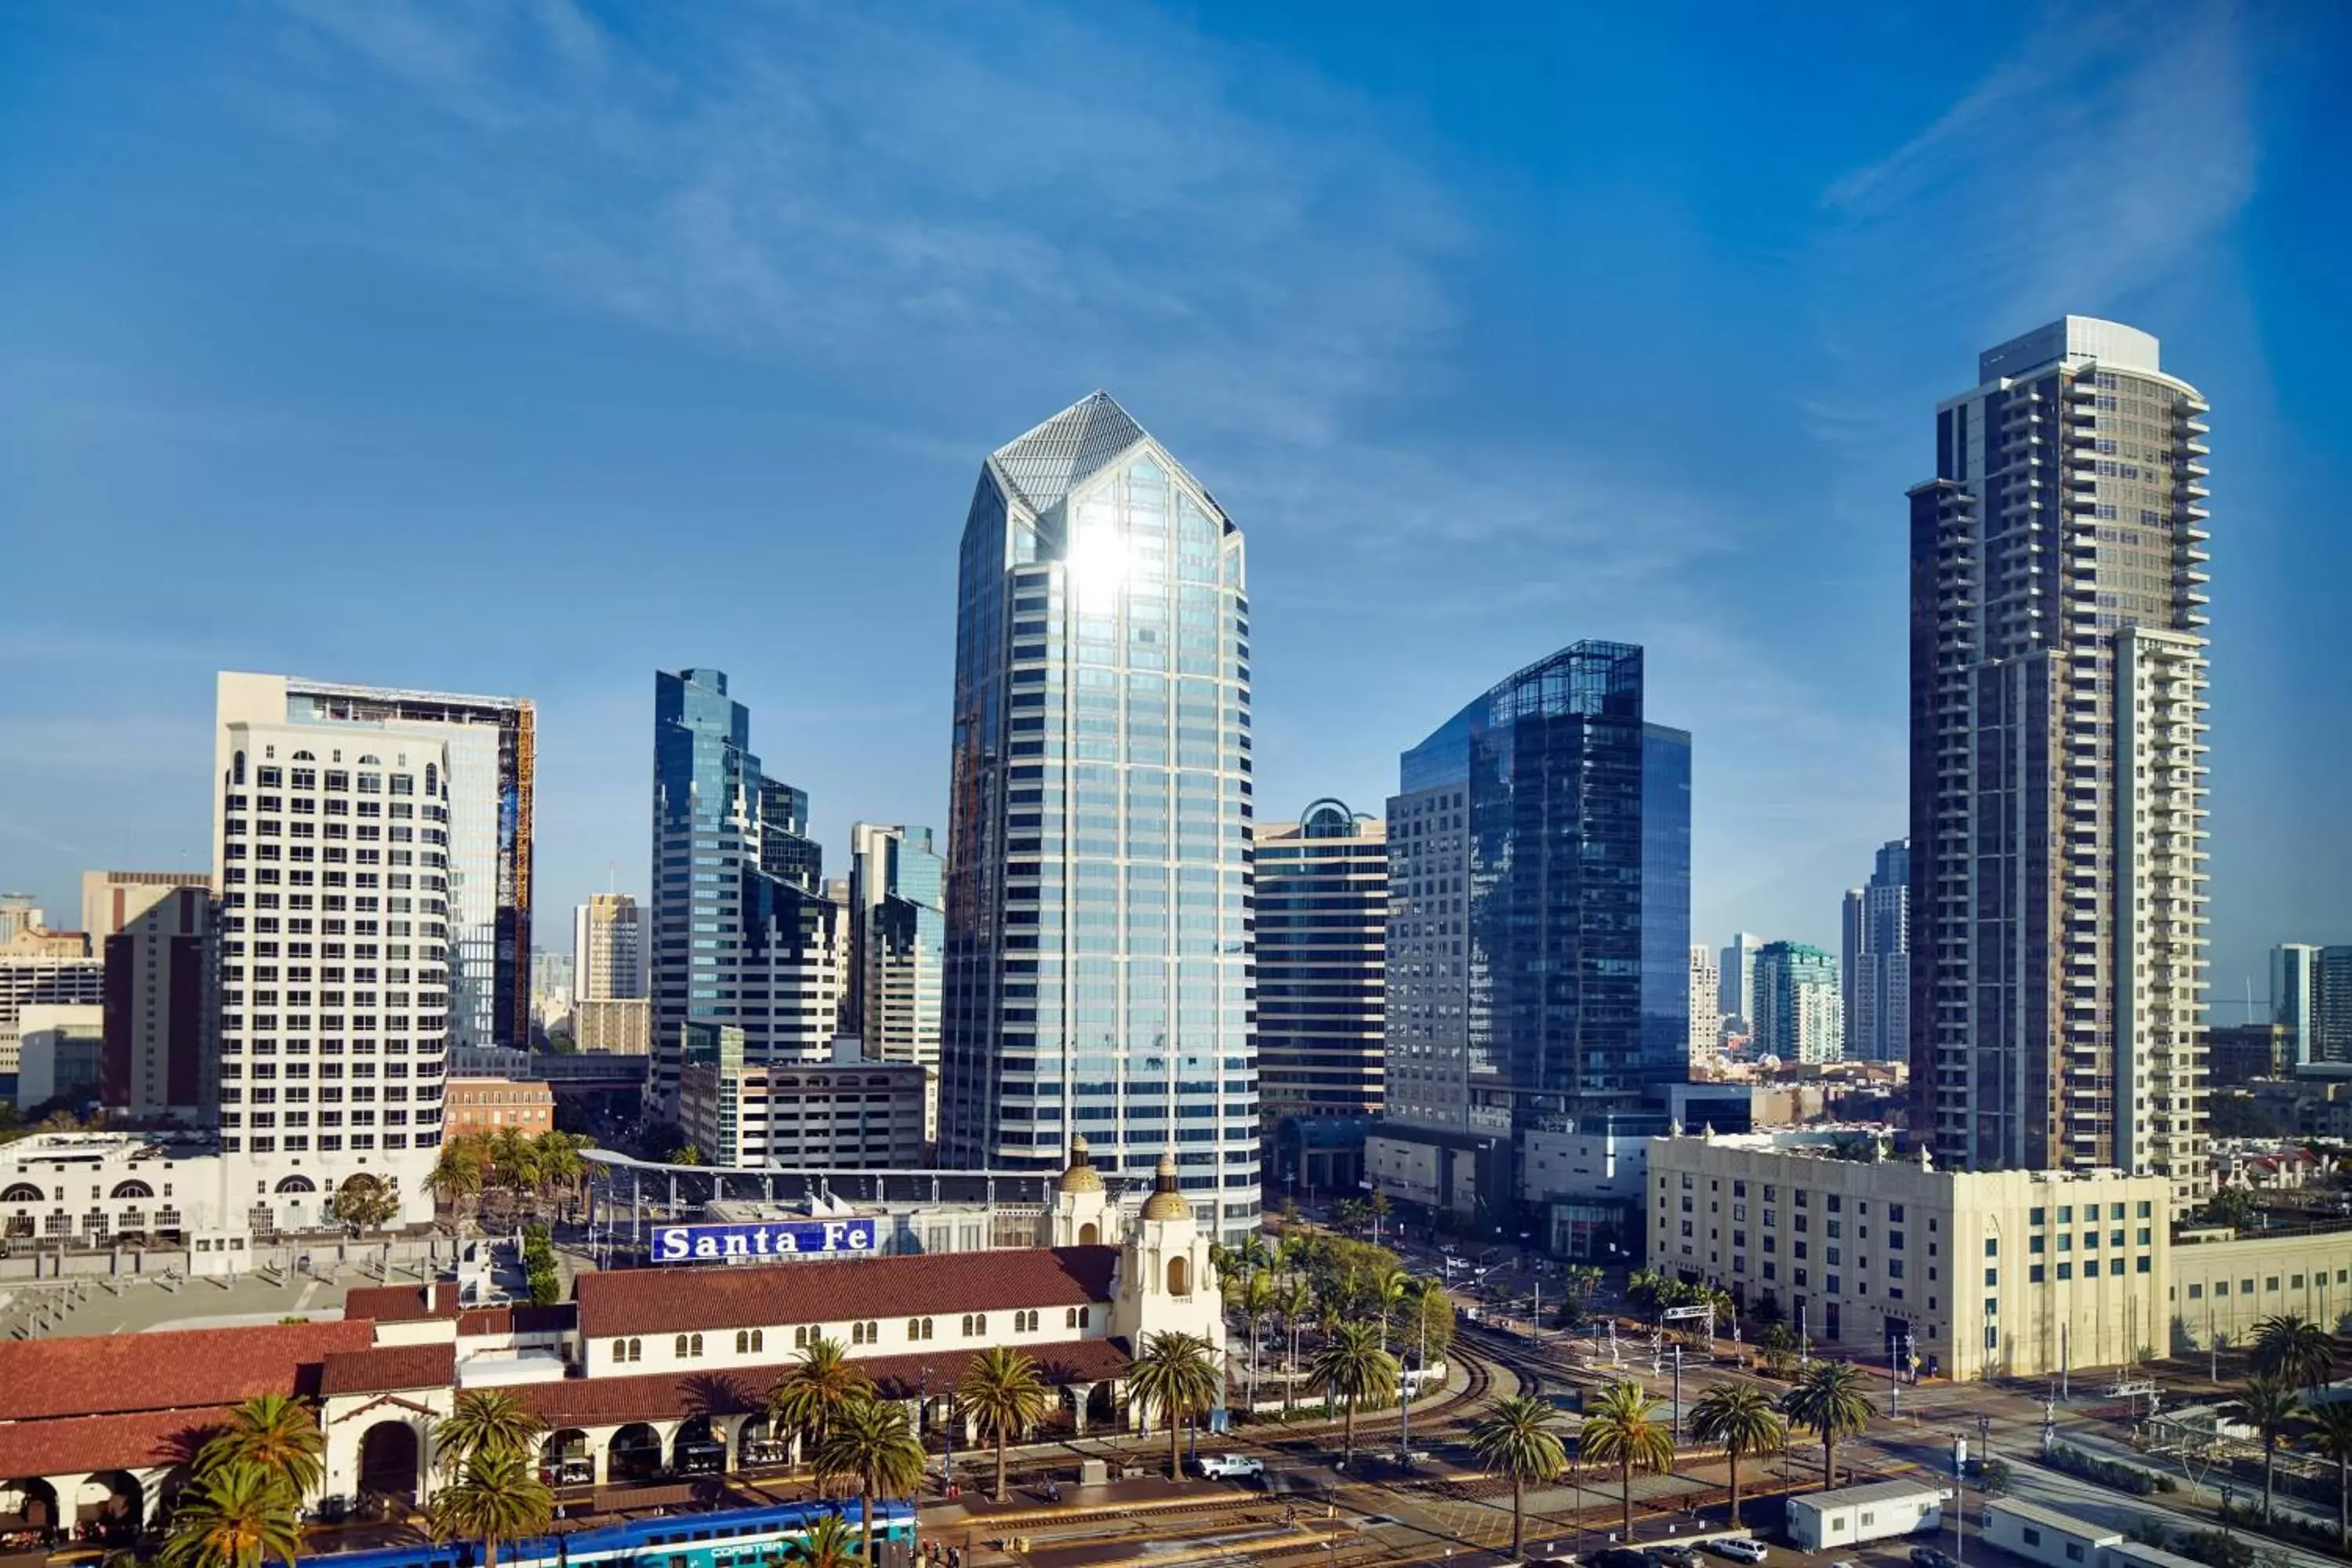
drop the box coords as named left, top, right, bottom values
left=0, top=1319, right=374, bottom=1421
left=343, top=1282, right=459, bottom=1322
left=320, top=1343, right=458, bottom=1397
left=0, top=1405, right=235, bottom=1477
left=510, top=1338, right=1132, bottom=1429
left=575, top=1247, right=1119, bottom=1339
left=456, top=1305, right=578, bottom=1338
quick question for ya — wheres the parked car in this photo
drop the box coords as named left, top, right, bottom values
left=1590, top=1548, right=1651, bottom=1568
left=1711, top=1541, right=1768, bottom=1564
left=1652, top=1547, right=1700, bottom=1568
left=1196, top=1454, right=1265, bottom=1480
left=1911, top=1550, right=1957, bottom=1568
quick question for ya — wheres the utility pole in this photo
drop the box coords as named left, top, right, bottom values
left=1671, top=1344, right=1684, bottom=1440
left=1952, top=1432, right=1969, bottom=1568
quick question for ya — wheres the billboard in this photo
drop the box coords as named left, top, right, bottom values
left=651, top=1218, right=880, bottom=1265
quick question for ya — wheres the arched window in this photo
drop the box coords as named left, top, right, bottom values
left=675, top=1334, right=690, bottom=1359
left=234, top=750, right=248, bottom=785
left=750, top=1329, right=764, bottom=1353
left=109, top=1180, right=156, bottom=1201
left=906, top=1319, right=924, bottom=1341
left=273, top=1175, right=317, bottom=1194
left=689, top=1334, right=704, bottom=1356
left=1079, top=1306, right=1091, bottom=1329
left=426, top=764, right=438, bottom=795
left=1065, top=1307, right=1079, bottom=1330
left=1168, top=1257, right=1191, bottom=1297
left=793, top=1327, right=809, bottom=1348
left=627, top=1338, right=641, bottom=1362
left=736, top=1330, right=750, bottom=1354
left=1079, top=1222, right=1099, bottom=1246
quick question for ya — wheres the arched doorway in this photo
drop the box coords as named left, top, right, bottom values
left=358, top=1421, right=422, bottom=1510
left=609, top=1424, right=663, bottom=1483
left=539, top=1429, right=590, bottom=1487
left=737, top=1414, right=782, bottom=1470
left=1079, top=1221, right=1099, bottom=1246
left=673, top=1415, right=723, bottom=1475
left=1, top=1478, right=60, bottom=1535
left=78, top=1472, right=144, bottom=1542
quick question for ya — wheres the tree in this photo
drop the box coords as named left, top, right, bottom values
left=433, top=1388, right=549, bottom=1477
left=812, top=1397, right=926, bottom=1552
left=2252, top=1314, right=2336, bottom=1394
left=677, top=1142, right=705, bottom=1168
left=1690, top=1382, right=1788, bottom=1530
left=1308, top=1320, right=1397, bottom=1466
left=428, top=1138, right=490, bottom=1231
left=958, top=1346, right=1052, bottom=1502
left=1408, top=1278, right=1456, bottom=1366
left=1368, top=1267, right=1411, bottom=1356
left=2201, top=1186, right=2262, bottom=1232
left=1126, top=1330, right=1221, bottom=1482
left=160, top=1463, right=303, bottom=1568
left=1755, top=1322, right=1797, bottom=1377
left=2298, top=1400, right=2352, bottom=1551
left=427, top=1447, right=553, bottom=1568
left=328, top=1173, right=399, bottom=1233
left=769, top=1337, right=875, bottom=1457
left=1783, top=1360, right=1871, bottom=1490
left=1368, top=1189, right=1392, bottom=1235
left=1240, top=1269, right=1277, bottom=1406
left=198, top=1394, right=325, bottom=1501
left=1276, top=1277, right=1314, bottom=1407
left=1580, top=1379, right=1676, bottom=1537
left=2239, top=1377, right=2303, bottom=1523
left=534, top=1131, right=590, bottom=1219
left=1468, top=1396, right=1566, bottom=1559
left=783, top=1512, right=864, bottom=1568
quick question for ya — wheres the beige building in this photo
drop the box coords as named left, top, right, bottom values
left=676, top=1024, right=925, bottom=1170
left=1650, top=1132, right=2174, bottom=1381
left=81, top=871, right=209, bottom=940
left=0, top=942, right=104, bottom=1080
left=441, top=1076, right=557, bottom=1136
left=572, top=996, right=652, bottom=1054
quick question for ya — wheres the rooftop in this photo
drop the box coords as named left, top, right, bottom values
left=575, top=1245, right=1119, bottom=1338
left=0, top=1318, right=371, bottom=1421
left=1792, top=1478, right=1952, bottom=1510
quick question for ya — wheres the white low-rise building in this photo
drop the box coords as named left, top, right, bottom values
left=1786, top=1479, right=1949, bottom=1552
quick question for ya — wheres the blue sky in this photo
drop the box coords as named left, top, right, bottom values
left=2, top=2, right=2346, bottom=1016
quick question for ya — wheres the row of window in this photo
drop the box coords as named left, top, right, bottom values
left=608, top=1306, right=1089, bottom=1363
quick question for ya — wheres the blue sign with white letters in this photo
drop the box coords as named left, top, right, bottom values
left=651, top=1218, right=880, bottom=1264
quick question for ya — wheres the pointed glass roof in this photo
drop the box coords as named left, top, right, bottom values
left=989, top=390, right=1203, bottom=518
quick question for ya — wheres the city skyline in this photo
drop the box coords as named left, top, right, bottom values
left=2, top=6, right=2347, bottom=1016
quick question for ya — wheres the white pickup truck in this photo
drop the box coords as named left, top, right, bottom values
left=1196, top=1454, right=1265, bottom=1480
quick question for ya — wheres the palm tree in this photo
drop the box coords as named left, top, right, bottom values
left=2240, top=1377, right=2303, bottom=1523
left=433, top=1388, right=549, bottom=1476
left=1308, top=1320, right=1398, bottom=1467
left=2252, top=1314, right=2336, bottom=1394
left=1276, top=1277, right=1314, bottom=1408
left=1468, top=1396, right=1566, bottom=1559
left=1783, top=1361, right=1872, bottom=1491
left=769, top=1336, right=875, bottom=1461
left=2301, top=1400, right=2352, bottom=1551
left=428, top=1138, right=490, bottom=1231
left=958, top=1347, right=1052, bottom=1502
left=1127, top=1330, right=1221, bottom=1482
left=198, top=1394, right=325, bottom=1501
left=1577, top=1379, right=1676, bottom=1539
left=1240, top=1270, right=1278, bottom=1406
left=427, top=1447, right=554, bottom=1568
left=813, top=1397, right=926, bottom=1552
left=160, top=1464, right=303, bottom=1568
left=533, top=1131, right=588, bottom=1221
left=1690, top=1382, right=1788, bottom=1530
left=784, top=1512, right=864, bottom=1568
left=1369, top=1267, right=1411, bottom=1356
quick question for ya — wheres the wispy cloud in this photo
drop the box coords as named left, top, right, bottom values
left=249, top=0, right=1466, bottom=446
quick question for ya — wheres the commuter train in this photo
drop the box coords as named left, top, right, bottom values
left=298, top=1498, right=919, bottom=1568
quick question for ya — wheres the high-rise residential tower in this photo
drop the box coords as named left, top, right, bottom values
left=648, top=669, right=844, bottom=1119
left=1381, top=642, right=1691, bottom=1201
left=1718, top=933, right=1762, bottom=1034
left=220, top=673, right=535, bottom=1050
left=1841, top=838, right=1911, bottom=1062
left=575, top=893, right=647, bottom=1002
left=847, top=822, right=946, bottom=1142
left=212, top=675, right=452, bottom=1196
left=1687, top=944, right=1721, bottom=1075
left=99, top=878, right=212, bottom=1119
left=1254, top=799, right=1387, bottom=1122
left=938, top=392, right=1258, bottom=1240
left=1755, top=941, right=1842, bottom=1064
left=1907, top=318, right=2209, bottom=1201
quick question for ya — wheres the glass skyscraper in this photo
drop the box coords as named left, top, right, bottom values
left=648, top=669, right=842, bottom=1120
left=1384, top=641, right=1690, bottom=1143
left=848, top=822, right=946, bottom=1141
left=939, top=391, right=1258, bottom=1240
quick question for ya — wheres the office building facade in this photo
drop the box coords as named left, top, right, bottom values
left=1719, top=933, right=1762, bottom=1034
left=1907, top=318, right=2209, bottom=1202
left=2270, top=943, right=2325, bottom=1066
left=1, top=948, right=104, bottom=1081
left=0, top=895, right=42, bottom=944
left=100, top=879, right=212, bottom=1119
left=1382, top=641, right=1692, bottom=1169
left=210, top=676, right=452, bottom=1219
left=83, top=870, right=209, bottom=940
left=1841, top=839, right=1911, bottom=1063
left=846, top=824, right=946, bottom=1142
left=220, top=673, right=535, bottom=1051
left=1755, top=941, right=1842, bottom=1064
left=938, top=391, right=1258, bottom=1239
left=678, top=1023, right=927, bottom=1170
left=1254, top=798, right=1386, bottom=1122
left=648, top=670, right=844, bottom=1119
left=575, top=893, right=646, bottom=1003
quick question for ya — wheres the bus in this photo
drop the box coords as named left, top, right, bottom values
left=296, top=1498, right=919, bottom=1568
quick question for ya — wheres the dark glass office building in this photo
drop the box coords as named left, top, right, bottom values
left=1384, top=641, right=1690, bottom=1150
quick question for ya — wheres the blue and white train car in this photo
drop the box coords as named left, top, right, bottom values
left=299, top=1498, right=918, bottom=1568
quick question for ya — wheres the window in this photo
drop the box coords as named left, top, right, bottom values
left=2024, top=1530, right=2042, bottom=1548
left=2188, top=1283, right=2203, bottom=1299
left=2030, top=1265, right=2045, bottom=1283
left=615, top=1338, right=641, bottom=1363
left=2030, top=1208, right=2045, bottom=1226
left=1889, top=1203, right=1904, bottom=1222
left=1984, top=1237, right=1998, bottom=1258
left=1984, top=1268, right=1998, bottom=1287
left=909, top=1317, right=935, bottom=1341
left=2066, top=1546, right=2086, bottom=1563
left=851, top=1320, right=878, bottom=1345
